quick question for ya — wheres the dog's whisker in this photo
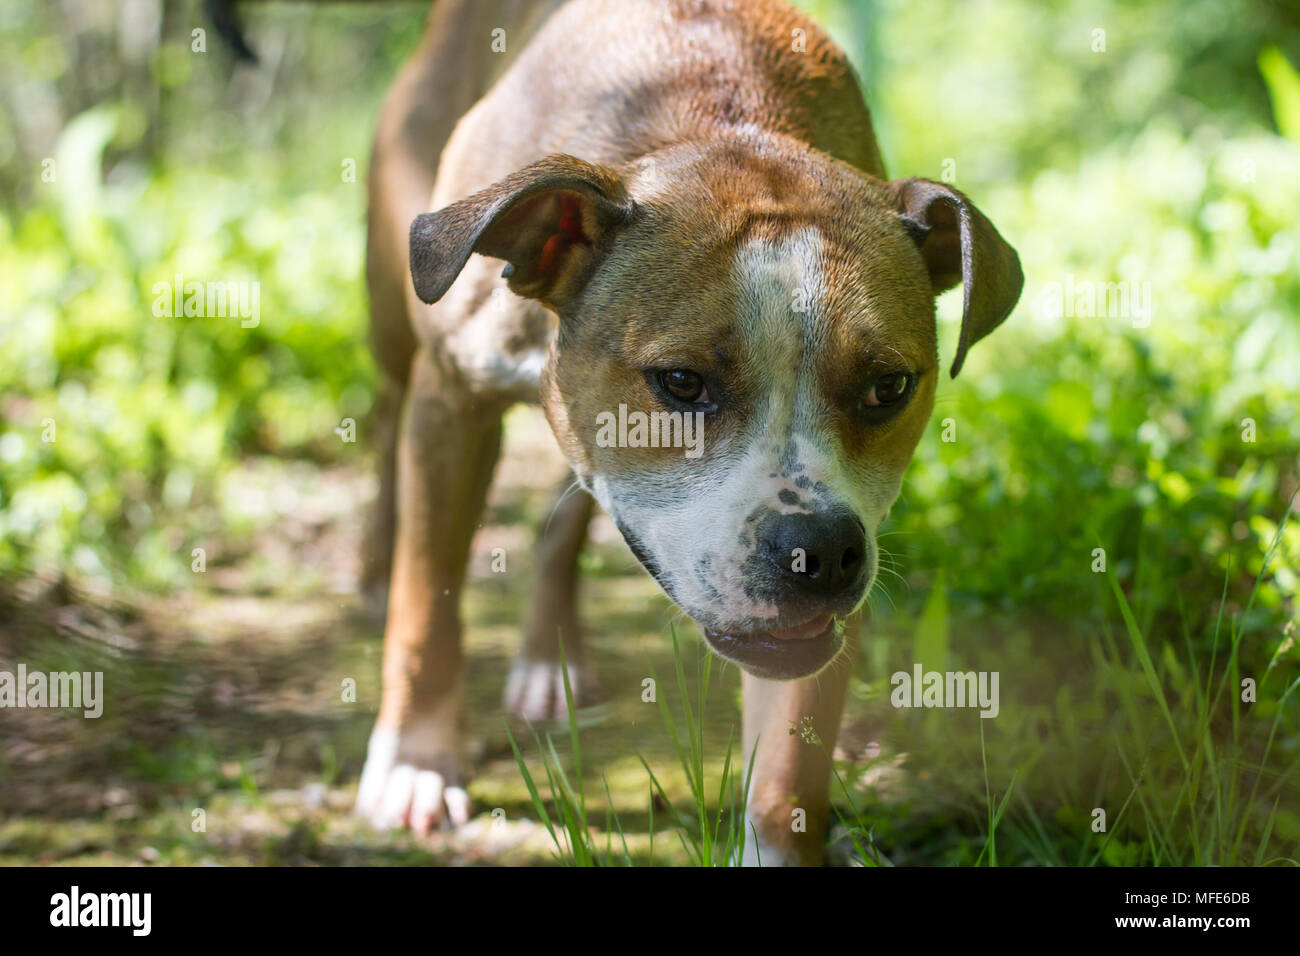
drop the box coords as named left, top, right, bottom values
left=867, top=585, right=898, bottom=614
left=875, top=558, right=906, bottom=580
left=542, top=478, right=585, bottom=537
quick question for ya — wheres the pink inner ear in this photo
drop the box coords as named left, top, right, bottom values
left=535, top=193, right=589, bottom=275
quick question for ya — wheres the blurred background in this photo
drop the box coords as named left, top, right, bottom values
left=0, top=0, right=1297, bottom=865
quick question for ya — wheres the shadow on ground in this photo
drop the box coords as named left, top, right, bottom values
left=2, top=407, right=875, bottom=865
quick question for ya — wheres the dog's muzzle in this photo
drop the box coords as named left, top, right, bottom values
left=618, top=511, right=869, bottom=680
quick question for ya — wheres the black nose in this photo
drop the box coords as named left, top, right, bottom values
left=759, top=510, right=868, bottom=598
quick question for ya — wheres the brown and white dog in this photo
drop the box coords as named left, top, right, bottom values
left=353, top=0, right=1022, bottom=865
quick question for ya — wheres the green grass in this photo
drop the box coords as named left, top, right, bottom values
left=1089, top=493, right=1300, bottom=866
left=508, top=628, right=758, bottom=866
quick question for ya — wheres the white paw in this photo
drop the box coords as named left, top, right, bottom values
left=355, top=727, right=470, bottom=835
left=739, top=810, right=804, bottom=867
left=503, top=657, right=584, bottom=722
left=741, top=833, right=795, bottom=867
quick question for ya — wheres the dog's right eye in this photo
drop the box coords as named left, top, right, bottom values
left=863, top=372, right=913, bottom=407
left=660, top=369, right=709, bottom=404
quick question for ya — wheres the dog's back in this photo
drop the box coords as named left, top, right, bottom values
left=433, top=0, right=886, bottom=205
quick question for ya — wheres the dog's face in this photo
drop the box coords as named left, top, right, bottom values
left=410, top=145, right=1022, bottom=680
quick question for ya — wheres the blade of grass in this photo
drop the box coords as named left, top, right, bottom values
left=505, top=722, right=563, bottom=859
left=1108, top=574, right=1190, bottom=773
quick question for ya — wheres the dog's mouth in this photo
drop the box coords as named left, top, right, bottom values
left=702, top=613, right=843, bottom=680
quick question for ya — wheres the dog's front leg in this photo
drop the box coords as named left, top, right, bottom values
left=356, top=346, right=504, bottom=834
left=740, top=614, right=858, bottom=866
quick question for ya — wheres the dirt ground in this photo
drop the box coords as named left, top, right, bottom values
left=0, top=406, right=900, bottom=866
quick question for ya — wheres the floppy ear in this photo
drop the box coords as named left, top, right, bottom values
left=410, top=154, right=635, bottom=310
left=889, top=178, right=1023, bottom=377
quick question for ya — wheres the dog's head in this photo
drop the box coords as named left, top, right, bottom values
left=410, top=143, right=1022, bottom=680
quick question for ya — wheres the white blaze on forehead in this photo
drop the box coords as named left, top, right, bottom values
left=729, top=227, right=844, bottom=502
left=733, top=225, right=829, bottom=439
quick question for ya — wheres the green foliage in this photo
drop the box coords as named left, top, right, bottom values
left=1, top=108, right=373, bottom=588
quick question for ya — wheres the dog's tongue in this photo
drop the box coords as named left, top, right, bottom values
left=765, top=613, right=832, bottom=641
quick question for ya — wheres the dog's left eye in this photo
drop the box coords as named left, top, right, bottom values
left=863, top=372, right=912, bottom=407
left=660, top=369, right=710, bottom=404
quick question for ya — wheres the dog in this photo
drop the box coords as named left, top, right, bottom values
left=353, top=0, right=1023, bottom=866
